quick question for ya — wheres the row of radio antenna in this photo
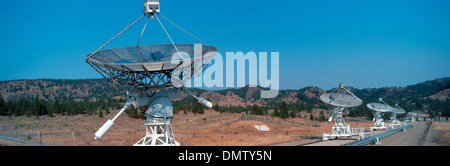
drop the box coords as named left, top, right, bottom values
left=86, top=1, right=427, bottom=145
left=320, top=83, right=426, bottom=140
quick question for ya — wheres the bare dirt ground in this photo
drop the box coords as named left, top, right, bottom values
left=429, top=120, right=450, bottom=145
left=0, top=109, right=405, bottom=146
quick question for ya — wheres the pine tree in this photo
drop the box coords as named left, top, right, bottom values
left=319, top=111, right=326, bottom=122
left=53, top=98, right=60, bottom=114
left=7, top=106, right=13, bottom=117
left=47, top=108, right=53, bottom=117
left=192, top=101, right=204, bottom=114
left=213, top=103, right=220, bottom=112
left=31, top=95, right=40, bottom=116
left=251, top=104, right=259, bottom=115
left=289, top=110, right=296, bottom=118
left=98, top=110, right=103, bottom=118
left=39, top=99, right=47, bottom=116
left=272, top=107, right=279, bottom=117
left=280, top=101, right=289, bottom=119
left=0, top=93, right=5, bottom=116
left=125, top=106, right=138, bottom=118
left=183, top=104, right=187, bottom=114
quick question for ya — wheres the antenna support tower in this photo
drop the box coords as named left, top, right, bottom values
left=371, top=112, right=386, bottom=131
left=387, top=103, right=407, bottom=129
left=88, top=1, right=216, bottom=146
left=367, top=98, right=393, bottom=131
left=320, top=83, right=366, bottom=140
left=408, top=112, right=418, bottom=123
left=409, top=112, right=425, bottom=122
left=134, top=118, right=179, bottom=146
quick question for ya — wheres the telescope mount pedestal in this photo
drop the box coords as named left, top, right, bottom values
left=370, top=112, right=386, bottom=131
left=134, top=117, right=180, bottom=146
left=322, top=107, right=367, bottom=140
left=388, top=116, right=406, bottom=129
left=132, top=89, right=180, bottom=146
left=323, top=107, right=352, bottom=140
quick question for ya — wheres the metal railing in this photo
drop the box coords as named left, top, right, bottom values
left=417, top=122, right=432, bottom=146
left=343, top=124, right=413, bottom=146
left=0, top=134, right=48, bottom=146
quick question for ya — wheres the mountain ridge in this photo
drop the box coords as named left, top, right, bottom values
left=0, top=77, right=449, bottom=117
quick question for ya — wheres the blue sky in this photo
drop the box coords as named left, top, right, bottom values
left=1, top=0, right=449, bottom=90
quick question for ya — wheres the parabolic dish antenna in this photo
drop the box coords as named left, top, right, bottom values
left=408, top=112, right=419, bottom=122
left=389, top=103, right=406, bottom=127
left=87, top=0, right=216, bottom=146
left=319, top=83, right=364, bottom=140
left=367, top=98, right=393, bottom=130
left=391, top=107, right=405, bottom=114
left=86, top=44, right=217, bottom=89
left=408, top=112, right=425, bottom=117
left=366, top=103, right=393, bottom=113
left=320, top=93, right=363, bottom=108
left=410, top=112, right=426, bottom=122
left=320, top=83, right=363, bottom=108
left=408, top=112, right=418, bottom=116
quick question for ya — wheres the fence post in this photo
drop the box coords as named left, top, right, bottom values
left=38, top=131, right=41, bottom=146
left=72, top=131, right=76, bottom=146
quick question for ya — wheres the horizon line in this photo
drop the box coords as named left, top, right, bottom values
left=1, top=76, right=448, bottom=91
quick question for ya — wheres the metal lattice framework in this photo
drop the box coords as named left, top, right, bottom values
left=86, top=44, right=217, bottom=89
left=367, top=98, right=393, bottom=130
left=85, top=3, right=217, bottom=90
left=89, top=1, right=217, bottom=146
left=320, top=84, right=365, bottom=140
left=389, top=103, right=407, bottom=127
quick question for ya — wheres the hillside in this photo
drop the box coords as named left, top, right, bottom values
left=0, top=79, right=130, bottom=101
left=0, top=77, right=449, bottom=118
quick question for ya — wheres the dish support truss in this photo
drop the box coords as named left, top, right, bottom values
left=90, top=1, right=214, bottom=146
left=368, top=98, right=394, bottom=131
left=94, top=86, right=211, bottom=146
left=85, top=0, right=214, bottom=90
left=134, top=118, right=179, bottom=146
left=321, top=84, right=366, bottom=141
left=410, top=115, right=417, bottom=122
left=387, top=114, right=407, bottom=129
left=94, top=88, right=181, bottom=146
left=322, top=107, right=367, bottom=141
left=370, top=111, right=386, bottom=131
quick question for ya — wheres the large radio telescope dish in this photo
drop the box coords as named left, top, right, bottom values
left=88, top=1, right=216, bottom=146
left=86, top=44, right=217, bottom=89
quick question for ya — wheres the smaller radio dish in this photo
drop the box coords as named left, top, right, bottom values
left=391, top=107, right=405, bottom=114
left=409, top=112, right=418, bottom=116
left=367, top=103, right=393, bottom=113
left=319, top=83, right=362, bottom=108
left=320, top=93, right=362, bottom=107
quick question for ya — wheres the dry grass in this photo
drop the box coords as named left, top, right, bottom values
left=0, top=109, right=376, bottom=146
left=432, top=121, right=450, bottom=145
